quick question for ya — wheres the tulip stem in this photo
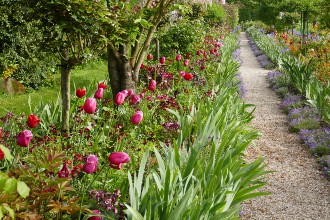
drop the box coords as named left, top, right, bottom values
left=78, top=164, right=107, bottom=220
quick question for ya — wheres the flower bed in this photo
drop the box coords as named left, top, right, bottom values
left=0, top=30, right=268, bottom=219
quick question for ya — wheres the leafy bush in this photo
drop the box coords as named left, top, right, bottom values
left=204, top=3, right=227, bottom=26
left=159, top=18, right=204, bottom=57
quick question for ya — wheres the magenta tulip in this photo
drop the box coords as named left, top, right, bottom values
left=147, top=53, right=152, bottom=60
left=114, top=91, right=126, bottom=105
left=94, top=88, right=104, bottom=99
left=183, top=59, right=189, bottom=66
left=176, top=54, right=182, bottom=61
left=17, top=130, right=33, bottom=147
left=160, top=56, right=166, bottom=64
left=109, top=152, right=130, bottom=170
left=84, top=98, right=97, bottom=114
left=128, top=89, right=134, bottom=96
left=148, top=80, right=156, bottom=92
left=131, top=110, right=143, bottom=125
left=129, top=94, right=141, bottom=105
left=83, top=155, right=98, bottom=174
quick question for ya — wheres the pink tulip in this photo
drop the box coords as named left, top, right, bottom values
left=176, top=54, right=182, bottom=61
left=88, top=210, right=102, bottom=220
left=128, top=89, right=134, bottom=96
left=148, top=80, right=156, bottom=92
left=114, top=91, right=126, bottom=105
left=83, top=155, right=98, bottom=174
left=179, top=71, right=185, bottom=77
left=94, top=88, right=104, bottom=99
left=183, top=59, right=189, bottom=66
left=160, top=56, right=166, bottom=64
left=131, top=110, right=143, bottom=125
left=84, top=98, right=97, bottom=114
left=129, top=94, right=141, bottom=105
left=109, top=152, right=130, bottom=170
left=17, top=130, right=33, bottom=147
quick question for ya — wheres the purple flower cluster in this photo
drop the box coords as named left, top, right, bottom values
left=279, top=94, right=304, bottom=113
left=299, top=128, right=330, bottom=178
left=89, top=189, right=126, bottom=219
left=236, top=74, right=247, bottom=98
left=266, top=70, right=330, bottom=179
left=162, top=122, right=180, bottom=132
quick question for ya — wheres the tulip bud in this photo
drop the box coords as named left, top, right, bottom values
left=94, top=88, right=104, bottom=99
left=88, top=210, right=102, bottom=220
left=109, top=152, right=130, bottom=170
left=148, top=80, right=156, bottom=92
left=176, top=54, right=182, bottom=61
left=183, top=73, right=193, bottom=81
left=128, top=89, right=134, bottom=96
left=147, top=53, right=153, bottom=60
left=160, top=56, right=166, bottom=64
left=0, top=148, right=4, bottom=161
left=200, top=65, right=206, bottom=70
left=17, top=130, right=33, bottom=147
left=129, top=94, right=141, bottom=105
left=84, top=98, right=97, bottom=114
left=98, top=83, right=108, bottom=90
left=27, top=114, right=40, bottom=128
left=0, top=127, right=2, bottom=139
left=114, top=91, right=126, bottom=105
left=83, top=155, right=98, bottom=174
left=131, top=110, right=143, bottom=125
left=183, top=59, right=189, bottom=66
left=76, top=88, right=86, bottom=98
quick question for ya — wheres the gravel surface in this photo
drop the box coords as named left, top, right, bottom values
left=239, top=32, right=330, bottom=220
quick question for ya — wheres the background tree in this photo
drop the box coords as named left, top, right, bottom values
left=104, top=0, right=176, bottom=96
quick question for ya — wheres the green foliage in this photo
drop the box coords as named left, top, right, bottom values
left=159, top=18, right=205, bottom=57
left=204, top=3, right=227, bottom=26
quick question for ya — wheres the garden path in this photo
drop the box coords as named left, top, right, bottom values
left=239, top=32, right=330, bottom=220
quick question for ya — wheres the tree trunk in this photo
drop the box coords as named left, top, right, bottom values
left=107, top=44, right=135, bottom=97
left=60, top=50, right=71, bottom=135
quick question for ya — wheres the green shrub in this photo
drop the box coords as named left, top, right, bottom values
left=159, top=19, right=204, bottom=57
left=204, top=3, right=227, bottom=26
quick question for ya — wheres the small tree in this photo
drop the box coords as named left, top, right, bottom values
left=21, top=0, right=109, bottom=133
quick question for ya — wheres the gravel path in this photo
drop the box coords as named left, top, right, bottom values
left=239, top=32, right=330, bottom=220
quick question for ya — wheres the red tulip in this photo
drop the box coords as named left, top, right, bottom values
left=94, top=88, right=104, bottom=99
left=114, top=91, right=126, bottom=105
left=200, top=65, right=206, bottom=70
left=76, top=88, right=86, bottom=98
left=183, top=73, right=193, bottom=81
left=160, top=56, right=166, bottom=64
left=148, top=80, right=156, bottom=92
left=183, top=59, right=189, bottom=66
left=147, top=53, right=153, bottom=60
left=131, top=110, right=143, bottom=125
left=27, top=114, right=40, bottom=128
left=0, top=148, right=4, bottom=161
left=84, top=98, right=97, bottom=114
left=98, top=82, right=108, bottom=90
left=109, top=152, right=130, bottom=170
left=17, top=130, right=33, bottom=147
left=88, top=210, right=102, bottom=220
left=140, top=63, right=145, bottom=69
left=176, top=54, right=182, bottom=61
left=83, top=155, right=98, bottom=174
